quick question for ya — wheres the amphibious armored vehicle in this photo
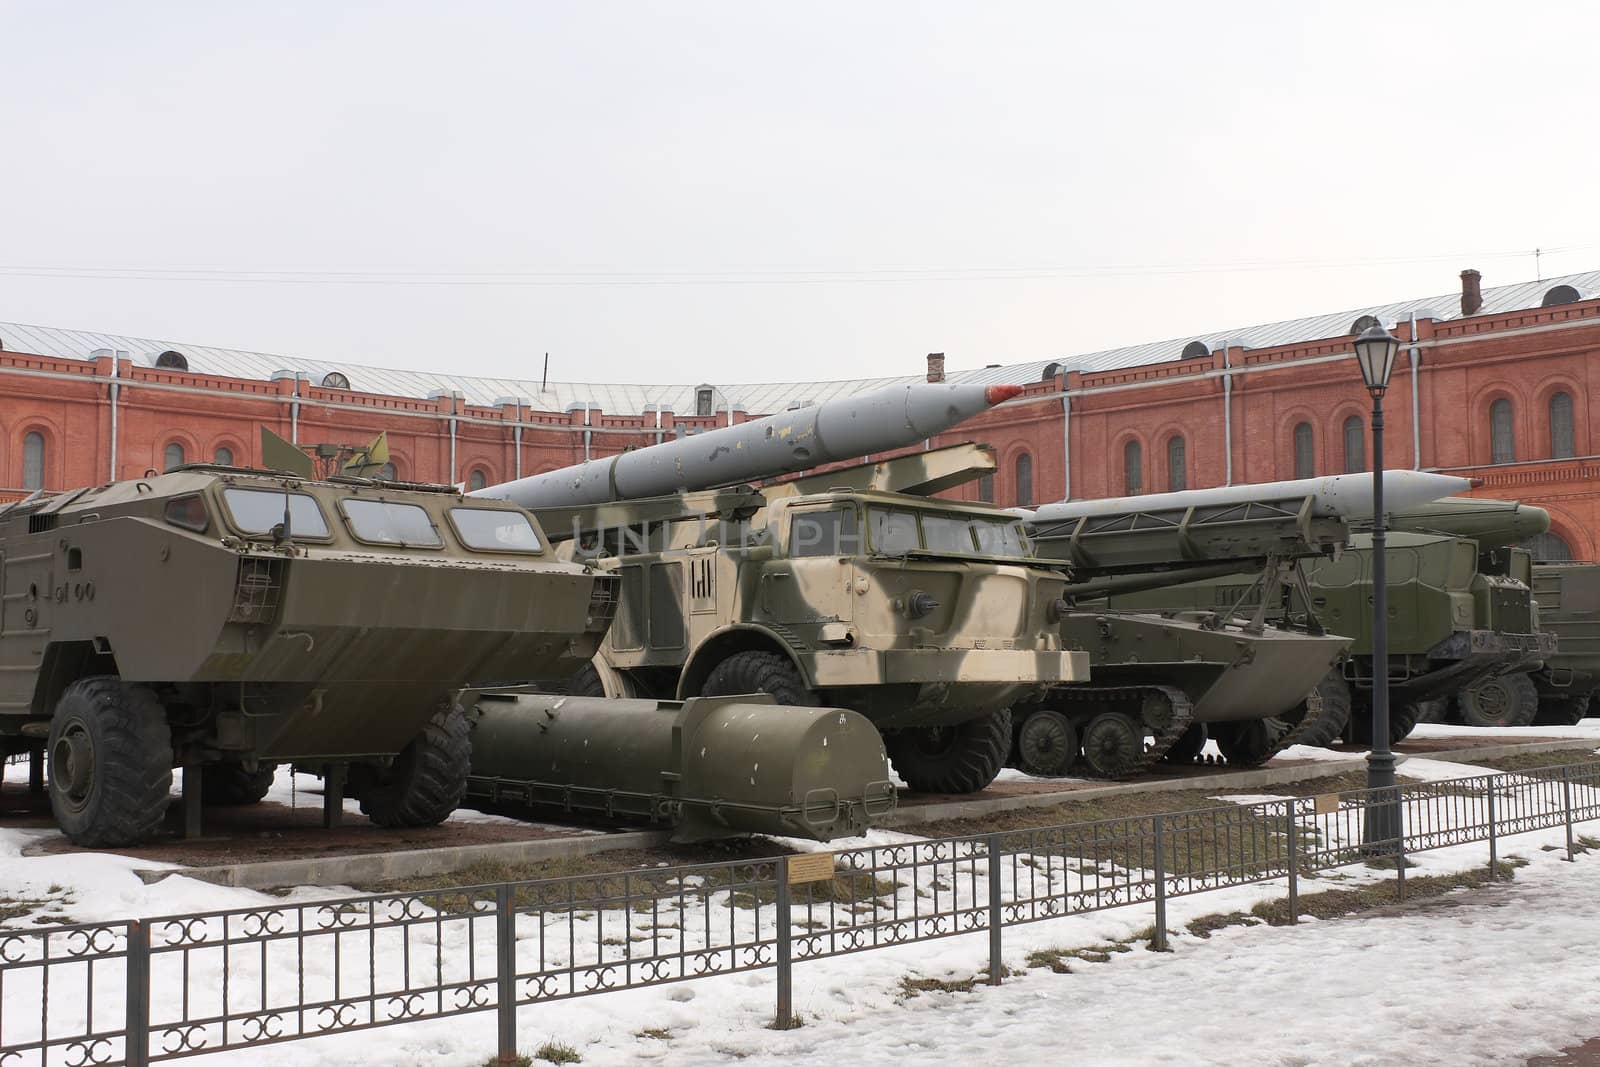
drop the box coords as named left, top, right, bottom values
left=1528, top=562, right=1600, bottom=724
left=0, top=464, right=616, bottom=846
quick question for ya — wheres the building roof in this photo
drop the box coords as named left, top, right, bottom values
left=2, top=269, right=1596, bottom=416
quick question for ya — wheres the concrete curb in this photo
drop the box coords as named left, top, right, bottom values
left=876, top=737, right=1600, bottom=830
left=136, top=828, right=672, bottom=890
left=135, top=738, right=1597, bottom=890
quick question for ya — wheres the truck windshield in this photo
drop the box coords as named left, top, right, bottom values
left=222, top=488, right=330, bottom=539
left=340, top=499, right=442, bottom=548
left=866, top=505, right=1030, bottom=559
left=450, top=507, right=543, bottom=552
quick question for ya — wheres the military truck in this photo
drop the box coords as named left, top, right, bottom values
left=1529, top=562, right=1600, bottom=724
left=1108, top=506, right=1555, bottom=743
left=546, top=483, right=1085, bottom=795
left=0, top=464, right=616, bottom=846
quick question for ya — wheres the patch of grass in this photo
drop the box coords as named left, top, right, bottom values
left=635, top=1028, right=673, bottom=1041
left=899, top=975, right=975, bottom=997
left=767, top=1012, right=806, bottom=1030
left=1248, top=861, right=1525, bottom=925
left=534, top=1041, right=581, bottom=1064
left=1185, top=911, right=1258, bottom=939
left=481, top=1056, right=532, bottom=1067
left=1025, top=940, right=1133, bottom=973
left=1449, top=751, right=1598, bottom=774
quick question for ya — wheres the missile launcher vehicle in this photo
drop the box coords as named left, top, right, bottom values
left=1107, top=494, right=1555, bottom=743
left=1006, top=473, right=1472, bottom=776
left=0, top=463, right=617, bottom=847
left=1529, top=562, right=1600, bottom=724
left=474, top=384, right=1089, bottom=798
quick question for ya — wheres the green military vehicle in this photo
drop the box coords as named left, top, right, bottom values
left=549, top=481, right=1087, bottom=795
left=0, top=463, right=616, bottom=846
left=1108, top=498, right=1555, bottom=743
left=1529, top=562, right=1600, bottom=724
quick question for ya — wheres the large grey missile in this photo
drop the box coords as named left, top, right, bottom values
left=471, top=381, right=1024, bottom=510
left=1026, top=470, right=1481, bottom=524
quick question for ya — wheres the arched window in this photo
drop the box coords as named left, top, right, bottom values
left=379, top=462, right=398, bottom=481
left=1522, top=532, right=1574, bottom=562
left=22, top=432, right=44, bottom=490
left=1166, top=436, right=1186, bottom=490
left=1293, top=422, right=1314, bottom=479
left=468, top=469, right=487, bottom=492
left=977, top=473, right=995, bottom=504
left=1123, top=440, right=1142, bottom=495
left=1014, top=452, right=1033, bottom=507
left=164, top=442, right=186, bottom=471
left=214, top=447, right=234, bottom=467
left=1342, top=416, right=1364, bottom=474
left=1490, top=398, right=1515, bottom=464
left=1550, top=391, right=1575, bottom=459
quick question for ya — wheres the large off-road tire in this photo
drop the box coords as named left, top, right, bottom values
left=569, top=664, right=606, bottom=697
left=356, top=707, right=471, bottom=828
left=1535, top=691, right=1593, bottom=726
left=1348, top=693, right=1424, bottom=747
left=701, top=651, right=821, bottom=707
left=1456, top=672, right=1539, bottom=728
left=202, top=764, right=277, bottom=806
left=1162, top=723, right=1209, bottom=763
left=1213, top=718, right=1290, bottom=768
left=885, top=709, right=1012, bottom=794
left=1291, top=673, right=1352, bottom=749
left=47, top=677, right=172, bottom=847
left=1013, top=708, right=1078, bottom=777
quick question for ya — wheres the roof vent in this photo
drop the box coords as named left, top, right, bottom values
left=320, top=370, right=351, bottom=389
left=1542, top=284, right=1583, bottom=307
left=1349, top=314, right=1381, bottom=335
left=1180, top=341, right=1210, bottom=360
left=154, top=350, right=189, bottom=371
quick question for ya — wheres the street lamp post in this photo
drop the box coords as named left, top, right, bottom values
left=1354, top=324, right=1403, bottom=851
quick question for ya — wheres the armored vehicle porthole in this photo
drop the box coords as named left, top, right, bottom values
left=67, top=547, right=82, bottom=570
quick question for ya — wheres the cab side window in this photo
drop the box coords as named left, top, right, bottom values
left=791, top=507, right=859, bottom=557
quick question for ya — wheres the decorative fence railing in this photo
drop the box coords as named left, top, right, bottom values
left=3, top=759, right=1598, bottom=1066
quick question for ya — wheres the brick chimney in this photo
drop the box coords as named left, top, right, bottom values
left=926, top=352, right=946, bottom=383
left=1460, top=269, right=1483, bottom=317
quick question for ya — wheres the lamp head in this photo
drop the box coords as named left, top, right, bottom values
left=1353, top=324, right=1401, bottom=395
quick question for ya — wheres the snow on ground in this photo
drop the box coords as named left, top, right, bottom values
left=1412, top=720, right=1600, bottom=744
left=4, top=751, right=1599, bottom=1065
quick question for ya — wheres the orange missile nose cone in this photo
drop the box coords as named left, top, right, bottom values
left=984, top=384, right=1023, bottom=406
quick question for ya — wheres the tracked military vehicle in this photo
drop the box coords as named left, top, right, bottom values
left=0, top=464, right=616, bottom=846
left=1110, top=497, right=1555, bottom=743
left=1007, top=472, right=1470, bottom=776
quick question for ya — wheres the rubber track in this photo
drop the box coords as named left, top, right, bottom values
left=1049, top=685, right=1194, bottom=780
left=53, top=677, right=172, bottom=847
left=1212, top=687, right=1329, bottom=768
left=361, top=706, right=471, bottom=827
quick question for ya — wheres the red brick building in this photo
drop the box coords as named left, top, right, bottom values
left=2, top=266, right=1597, bottom=558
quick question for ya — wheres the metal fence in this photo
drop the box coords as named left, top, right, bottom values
left=3, top=759, right=1598, bottom=1066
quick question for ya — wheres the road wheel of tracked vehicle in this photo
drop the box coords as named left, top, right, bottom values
left=1161, top=724, right=1209, bottom=764
left=1080, top=713, right=1144, bottom=779
left=202, top=764, right=277, bottom=806
left=1288, top=673, right=1352, bottom=749
left=701, top=651, right=821, bottom=707
left=356, top=706, right=471, bottom=828
left=47, top=677, right=172, bottom=847
left=1212, top=718, right=1291, bottom=768
left=1014, top=709, right=1078, bottom=777
left=1456, top=673, right=1539, bottom=728
left=1535, top=691, right=1593, bottom=726
left=884, top=709, right=1012, bottom=794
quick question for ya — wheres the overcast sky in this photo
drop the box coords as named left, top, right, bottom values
left=2, top=1, right=1596, bottom=385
